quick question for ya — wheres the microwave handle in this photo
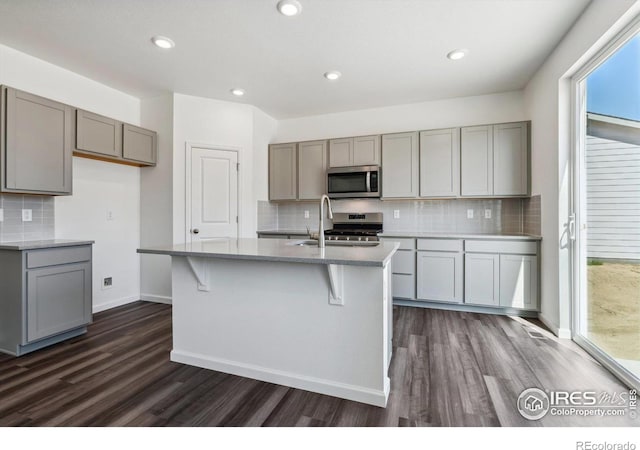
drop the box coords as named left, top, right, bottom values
left=366, top=172, right=371, bottom=192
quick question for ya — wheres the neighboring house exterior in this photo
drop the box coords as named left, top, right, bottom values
left=586, top=113, right=640, bottom=260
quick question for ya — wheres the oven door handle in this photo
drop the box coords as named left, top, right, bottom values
left=366, top=172, right=371, bottom=192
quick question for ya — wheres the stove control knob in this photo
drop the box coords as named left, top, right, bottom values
left=346, top=236, right=350, bottom=241
left=358, top=237, right=362, bottom=241
left=365, top=237, right=369, bottom=242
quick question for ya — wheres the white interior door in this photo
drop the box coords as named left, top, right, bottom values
left=189, top=146, right=238, bottom=242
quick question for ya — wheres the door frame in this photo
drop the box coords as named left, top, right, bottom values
left=185, top=142, right=241, bottom=244
left=570, top=15, right=640, bottom=390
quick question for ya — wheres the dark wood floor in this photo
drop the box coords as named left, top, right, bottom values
left=0, top=301, right=636, bottom=426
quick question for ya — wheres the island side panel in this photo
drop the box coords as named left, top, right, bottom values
left=170, top=256, right=391, bottom=407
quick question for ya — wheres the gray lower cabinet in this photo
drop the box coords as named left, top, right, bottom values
left=381, top=132, right=419, bottom=198
left=499, top=254, right=538, bottom=309
left=0, top=244, right=93, bottom=356
left=382, top=237, right=416, bottom=299
left=464, top=253, right=500, bottom=306
left=123, top=124, right=157, bottom=166
left=298, top=140, right=328, bottom=200
left=1, top=86, right=73, bottom=195
left=417, top=250, right=463, bottom=303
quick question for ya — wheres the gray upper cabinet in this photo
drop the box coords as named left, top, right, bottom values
left=75, top=109, right=122, bottom=158
left=419, top=128, right=460, bottom=197
left=269, top=143, right=297, bottom=201
left=298, top=140, right=328, bottom=200
left=460, top=125, right=493, bottom=197
left=353, top=135, right=381, bottom=166
left=493, top=122, right=529, bottom=196
left=329, top=135, right=380, bottom=167
left=382, top=132, right=419, bottom=198
left=461, top=121, right=530, bottom=197
left=1, top=86, right=72, bottom=195
left=329, top=138, right=353, bottom=167
left=123, top=124, right=157, bottom=166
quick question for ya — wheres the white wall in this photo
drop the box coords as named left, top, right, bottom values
left=524, top=0, right=639, bottom=336
left=172, top=94, right=272, bottom=243
left=252, top=108, right=278, bottom=202
left=56, top=158, right=141, bottom=312
left=0, top=44, right=142, bottom=313
left=275, top=91, right=526, bottom=143
left=140, top=94, right=174, bottom=302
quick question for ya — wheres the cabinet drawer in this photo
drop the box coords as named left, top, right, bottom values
left=381, top=237, right=416, bottom=250
left=464, top=240, right=537, bottom=255
left=392, top=274, right=415, bottom=299
left=391, top=250, right=415, bottom=275
left=27, top=246, right=92, bottom=269
left=417, top=238, right=463, bottom=252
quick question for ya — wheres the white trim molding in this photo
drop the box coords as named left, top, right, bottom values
left=140, top=294, right=173, bottom=305
left=92, top=295, right=140, bottom=313
left=538, top=312, right=572, bottom=339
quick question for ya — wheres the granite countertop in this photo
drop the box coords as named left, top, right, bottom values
left=0, top=239, right=95, bottom=251
left=379, top=231, right=542, bottom=241
left=138, top=238, right=400, bottom=268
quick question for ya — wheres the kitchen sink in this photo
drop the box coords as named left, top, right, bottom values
left=287, top=239, right=380, bottom=247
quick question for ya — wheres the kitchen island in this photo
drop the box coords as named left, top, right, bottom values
left=138, top=238, right=399, bottom=407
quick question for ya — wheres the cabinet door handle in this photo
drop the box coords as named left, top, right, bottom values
left=192, top=228, right=200, bottom=235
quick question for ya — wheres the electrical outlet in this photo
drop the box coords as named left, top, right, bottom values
left=393, top=210, right=400, bottom=219
left=485, top=209, right=492, bottom=219
left=22, top=209, right=32, bottom=222
left=102, top=277, right=113, bottom=290
left=106, top=210, right=114, bottom=221
left=304, top=210, right=309, bottom=219
left=466, top=209, right=474, bottom=219
left=0, top=208, right=3, bottom=222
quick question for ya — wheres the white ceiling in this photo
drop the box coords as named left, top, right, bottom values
left=0, top=0, right=590, bottom=119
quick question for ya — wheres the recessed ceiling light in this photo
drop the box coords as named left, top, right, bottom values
left=447, top=49, right=467, bottom=60
left=324, top=71, right=342, bottom=81
left=151, top=36, right=175, bottom=49
left=230, top=88, right=245, bottom=97
left=277, top=0, right=302, bottom=17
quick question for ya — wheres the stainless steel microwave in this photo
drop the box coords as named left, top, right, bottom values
left=327, top=165, right=380, bottom=198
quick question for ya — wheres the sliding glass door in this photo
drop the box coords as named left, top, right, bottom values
left=572, top=25, right=640, bottom=390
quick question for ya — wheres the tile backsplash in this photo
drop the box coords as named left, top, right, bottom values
left=0, top=194, right=55, bottom=243
left=258, top=196, right=542, bottom=235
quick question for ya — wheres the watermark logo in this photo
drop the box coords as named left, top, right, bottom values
left=517, top=387, right=550, bottom=420
left=517, top=388, right=637, bottom=421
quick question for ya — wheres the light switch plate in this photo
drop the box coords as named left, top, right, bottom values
left=485, top=209, right=492, bottom=219
left=304, top=210, right=309, bottom=219
left=0, top=208, right=3, bottom=222
left=393, top=210, right=400, bottom=219
left=22, top=209, right=32, bottom=222
left=467, top=209, right=474, bottom=219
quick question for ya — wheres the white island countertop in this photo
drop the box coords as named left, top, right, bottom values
left=138, top=237, right=399, bottom=267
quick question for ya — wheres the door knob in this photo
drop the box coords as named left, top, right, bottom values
left=192, top=228, right=200, bottom=234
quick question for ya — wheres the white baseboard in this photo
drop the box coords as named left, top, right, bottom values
left=92, top=295, right=140, bottom=313
left=171, top=349, right=390, bottom=407
left=140, top=294, right=172, bottom=305
left=538, top=312, right=572, bottom=339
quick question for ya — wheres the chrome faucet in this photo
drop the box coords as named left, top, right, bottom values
left=318, top=194, right=334, bottom=248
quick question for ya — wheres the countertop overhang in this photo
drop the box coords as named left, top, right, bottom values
left=0, top=239, right=95, bottom=251
left=138, top=238, right=399, bottom=267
